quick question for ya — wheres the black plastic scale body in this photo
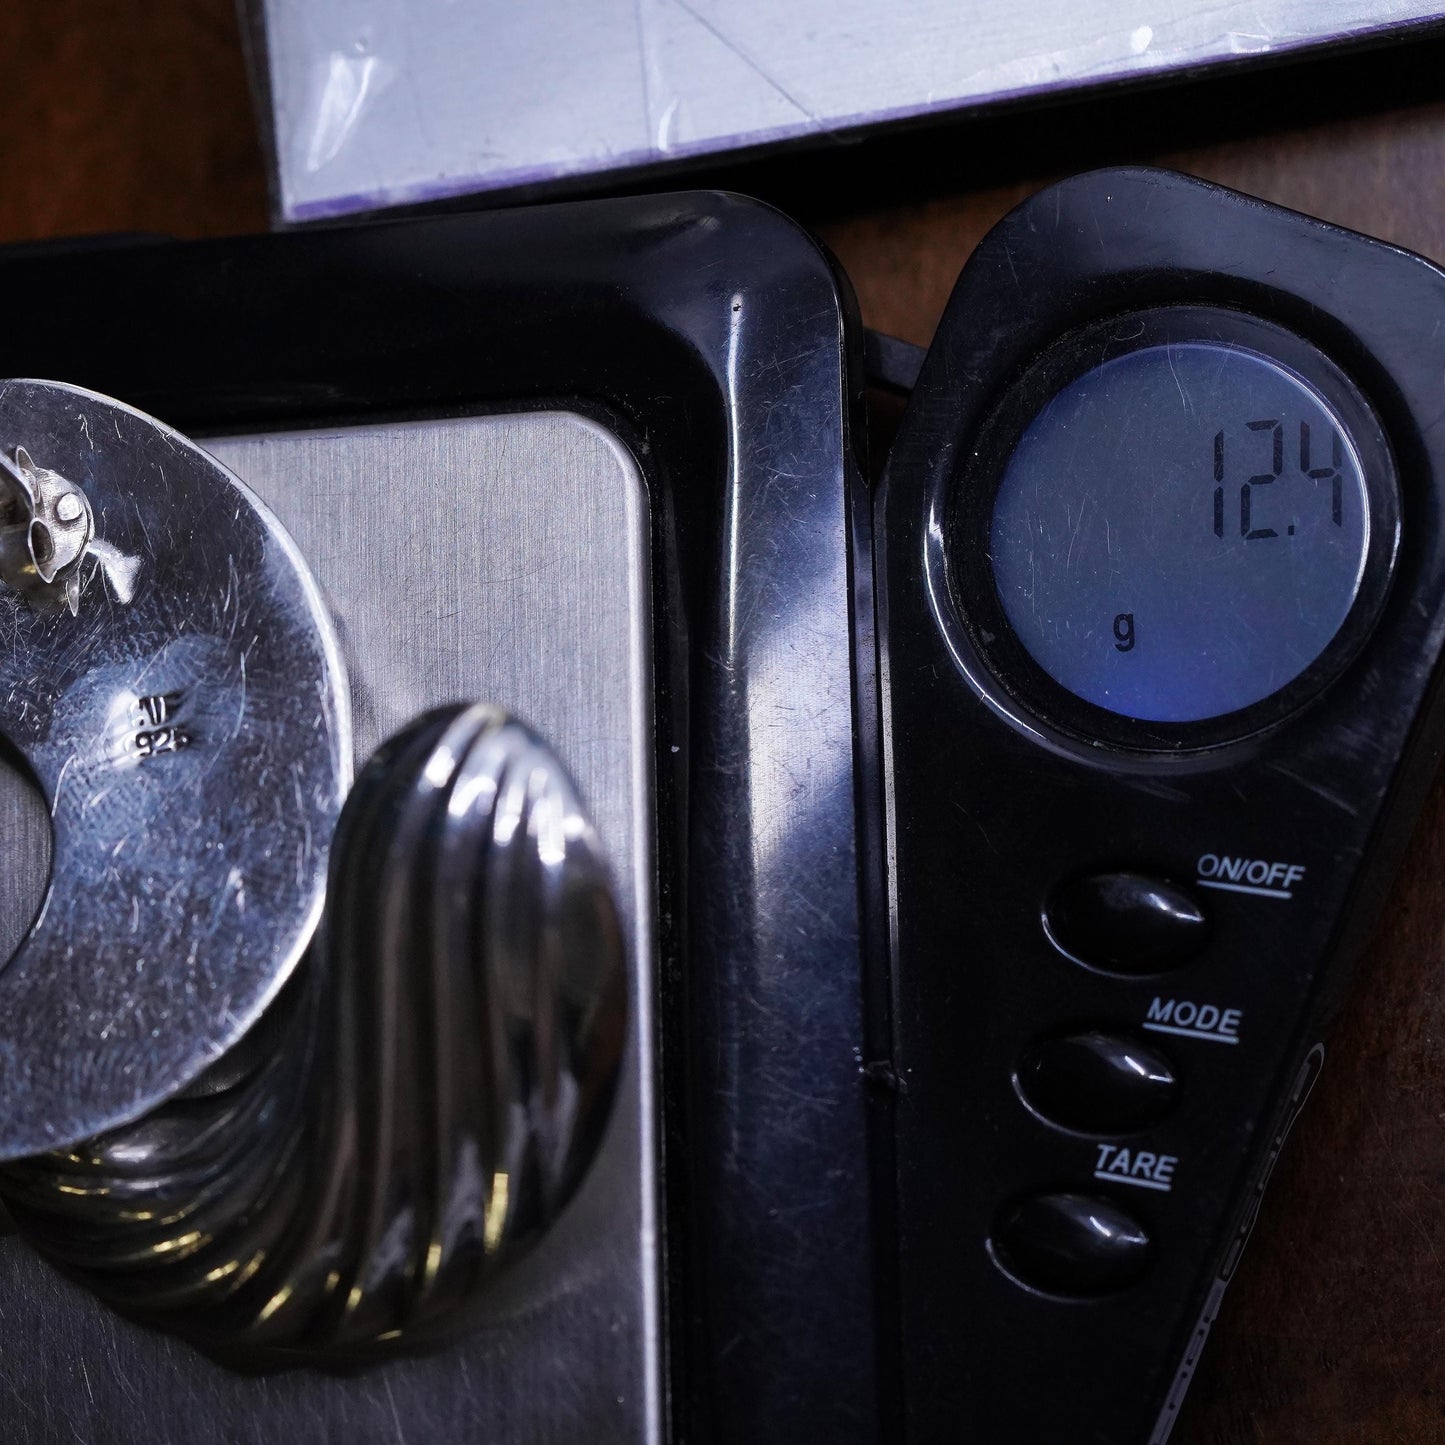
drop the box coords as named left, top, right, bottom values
left=875, top=168, right=1445, bottom=1442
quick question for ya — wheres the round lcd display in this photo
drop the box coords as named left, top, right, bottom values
left=987, top=337, right=1379, bottom=726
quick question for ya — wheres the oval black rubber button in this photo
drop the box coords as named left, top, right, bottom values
left=992, top=1192, right=1150, bottom=1296
left=1018, top=1031, right=1178, bottom=1133
left=1046, top=871, right=1207, bottom=973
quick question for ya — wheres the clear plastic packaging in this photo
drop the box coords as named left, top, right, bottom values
left=244, top=0, right=1445, bottom=223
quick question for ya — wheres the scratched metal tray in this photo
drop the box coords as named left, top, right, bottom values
left=0, top=409, right=661, bottom=1442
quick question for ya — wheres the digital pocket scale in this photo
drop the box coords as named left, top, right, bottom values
left=876, top=167, right=1445, bottom=1442
left=0, top=168, right=1442, bottom=1443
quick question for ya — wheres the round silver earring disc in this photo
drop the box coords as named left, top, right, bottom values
left=0, top=379, right=350, bottom=1158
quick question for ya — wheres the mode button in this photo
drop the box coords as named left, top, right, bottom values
left=1018, top=1031, right=1178, bottom=1133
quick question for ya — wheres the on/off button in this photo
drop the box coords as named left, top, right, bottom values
left=1045, top=872, right=1208, bottom=975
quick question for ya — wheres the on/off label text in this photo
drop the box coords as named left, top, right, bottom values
left=1196, top=853, right=1305, bottom=899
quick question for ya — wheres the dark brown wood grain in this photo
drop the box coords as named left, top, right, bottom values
left=0, top=0, right=267, bottom=241
left=1, top=4, right=1443, bottom=1440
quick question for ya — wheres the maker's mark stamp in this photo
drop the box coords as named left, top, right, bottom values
left=127, top=691, right=194, bottom=760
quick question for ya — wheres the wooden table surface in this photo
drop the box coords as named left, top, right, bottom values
left=4, top=3, right=1445, bottom=1441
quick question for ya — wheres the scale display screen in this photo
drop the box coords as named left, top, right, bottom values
left=988, top=340, right=1373, bottom=724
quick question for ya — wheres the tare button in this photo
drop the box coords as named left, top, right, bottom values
left=992, top=1192, right=1151, bottom=1295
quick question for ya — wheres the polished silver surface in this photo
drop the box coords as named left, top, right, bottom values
left=0, top=411, right=658, bottom=1442
left=0, top=444, right=97, bottom=615
left=0, top=380, right=350, bottom=1158
left=3, top=705, right=628, bottom=1366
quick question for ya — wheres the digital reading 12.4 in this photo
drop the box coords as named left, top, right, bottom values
left=989, top=341, right=1370, bottom=724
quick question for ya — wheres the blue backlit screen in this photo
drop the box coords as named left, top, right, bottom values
left=989, top=342, right=1370, bottom=723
